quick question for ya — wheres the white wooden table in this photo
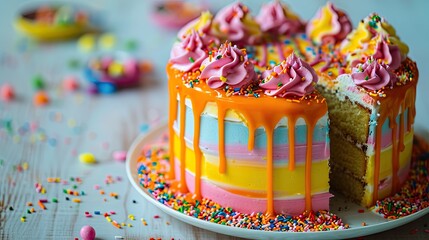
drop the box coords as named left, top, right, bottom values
left=1, top=0, right=428, bottom=239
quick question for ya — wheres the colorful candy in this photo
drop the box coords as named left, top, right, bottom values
left=113, top=150, right=127, bottom=162
left=32, top=75, right=45, bottom=90
left=99, top=33, right=116, bottom=50
left=0, top=84, right=15, bottom=101
left=79, top=152, right=96, bottom=164
left=63, top=76, right=80, bottom=91
left=33, top=91, right=50, bottom=106
left=84, top=53, right=146, bottom=94
left=78, top=34, right=96, bottom=52
left=80, top=225, right=96, bottom=240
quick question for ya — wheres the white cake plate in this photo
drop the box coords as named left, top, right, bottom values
left=126, top=123, right=429, bottom=240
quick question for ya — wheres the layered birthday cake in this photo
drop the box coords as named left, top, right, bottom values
left=166, top=1, right=418, bottom=216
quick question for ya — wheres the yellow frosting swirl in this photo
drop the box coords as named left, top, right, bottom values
left=242, top=12, right=262, bottom=37
left=306, top=2, right=352, bottom=44
left=340, top=14, right=409, bottom=58
left=177, top=11, right=214, bottom=39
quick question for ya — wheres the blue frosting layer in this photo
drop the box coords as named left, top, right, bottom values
left=370, top=108, right=409, bottom=136
left=177, top=105, right=329, bottom=148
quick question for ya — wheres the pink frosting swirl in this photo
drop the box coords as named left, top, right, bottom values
left=351, top=59, right=398, bottom=91
left=260, top=53, right=318, bottom=97
left=372, top=37, right=402, bottom=70
left=170, top=30, right=209, bottom=72
left=306, top=2, right=352, bottom=44
left=256, top=1, right=304, bottom=36
left=213, top=2, right=261, bottom=46
left=200, top=43, right=256, bottom=89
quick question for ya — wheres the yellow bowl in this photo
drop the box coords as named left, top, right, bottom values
left=14, top=5, right=96, bottom=41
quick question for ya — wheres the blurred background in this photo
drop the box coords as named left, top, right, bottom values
left=1, top=0, right=427, bottom=137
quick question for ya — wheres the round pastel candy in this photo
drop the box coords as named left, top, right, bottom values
left=79, top=153, right=96, bottom=164
left=99, top=33, right=116, bottom=50
left=0, top=84, right=15, bottom=101
left=32, top=75, right=45, bottom=90
left=108, top=61, right=124, bottom=77
left=63, top=76, right=80, bottom=91
left=113, top=150, right=127, bottom=162
left=75, top=11, right=88, bottom=24
left=124, top=59, right=138, bottom=76
left=97, top=82, right=116, bottom=94
left=80, top=225, right=96, bottom=240
left=33, top=91, right=50, bottom=106
left=100, top=57, right=113, bottom=69
left=140, top=61, right=153, bottom=73
left=87, top=84, right=98, bottom=95
left=54, top=6, right=73, bottom=26
left=78, top=34, right=95, bottom=52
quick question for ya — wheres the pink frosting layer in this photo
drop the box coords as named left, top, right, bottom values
left=256, top=1, right=303, bottom=36
left=260, top=53, right=318, bottom=97
left=369, top=124, right=411, bottom=148
left=378, top=162, right=410, bottom=193
left=351, top=59, right=397, bottom=91
left=175, top=163, right=331, bottom=215
left=170, top=30, right=210, bottom=72
left=373, top=37, right=402, bottom=70
left=198, top=142, right=329, bottom=163
left=200, top=43, right=256, bottom=89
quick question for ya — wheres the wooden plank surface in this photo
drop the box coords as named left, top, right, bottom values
left=1, top=0, right=428, bottom=239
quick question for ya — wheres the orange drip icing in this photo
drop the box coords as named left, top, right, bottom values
left=192, top=99, right=206, bottom=200
left=266, top=127, right=274, bottom=217
left=373, top=126, right=382, bottom=203
left=398, top=103, right=405, bottom=152
left=168, top=80, right=178, bottom=180
left=305, top=124, right=315, bottom=211
left=245, top=114, right=256, bottom=151
left=371, top=59, right=418, bottom=204
left=178, top=94, right=188, bottom=193
left=390, top=115, right=399, bottom=193
left=288, top=117, right=297, bottom=171
left=167, top=64, right=328, bottom=215
left=217, top=104, right=227, bottom=174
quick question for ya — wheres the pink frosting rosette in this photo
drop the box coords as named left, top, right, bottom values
left=306, top=2, right=352, bottom=44
left=213, top=2, right=261, bottom=46
left=256, top=1, right=304, bottom=36
left=200, top=42, right=257, bottom=89
left=170, top=30, right=210, bottom=72
left=260, top=53, right=318, bottom=97
left=372, top=36, right=402, bottom=70
left=351, top=59, right=398, bottom=91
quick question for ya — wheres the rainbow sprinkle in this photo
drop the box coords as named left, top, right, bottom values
left=137, top=145, right=348, bottom=232
left=137, top=136, right=429, bottom=232
left=374, top=136, right=429, bottom=219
